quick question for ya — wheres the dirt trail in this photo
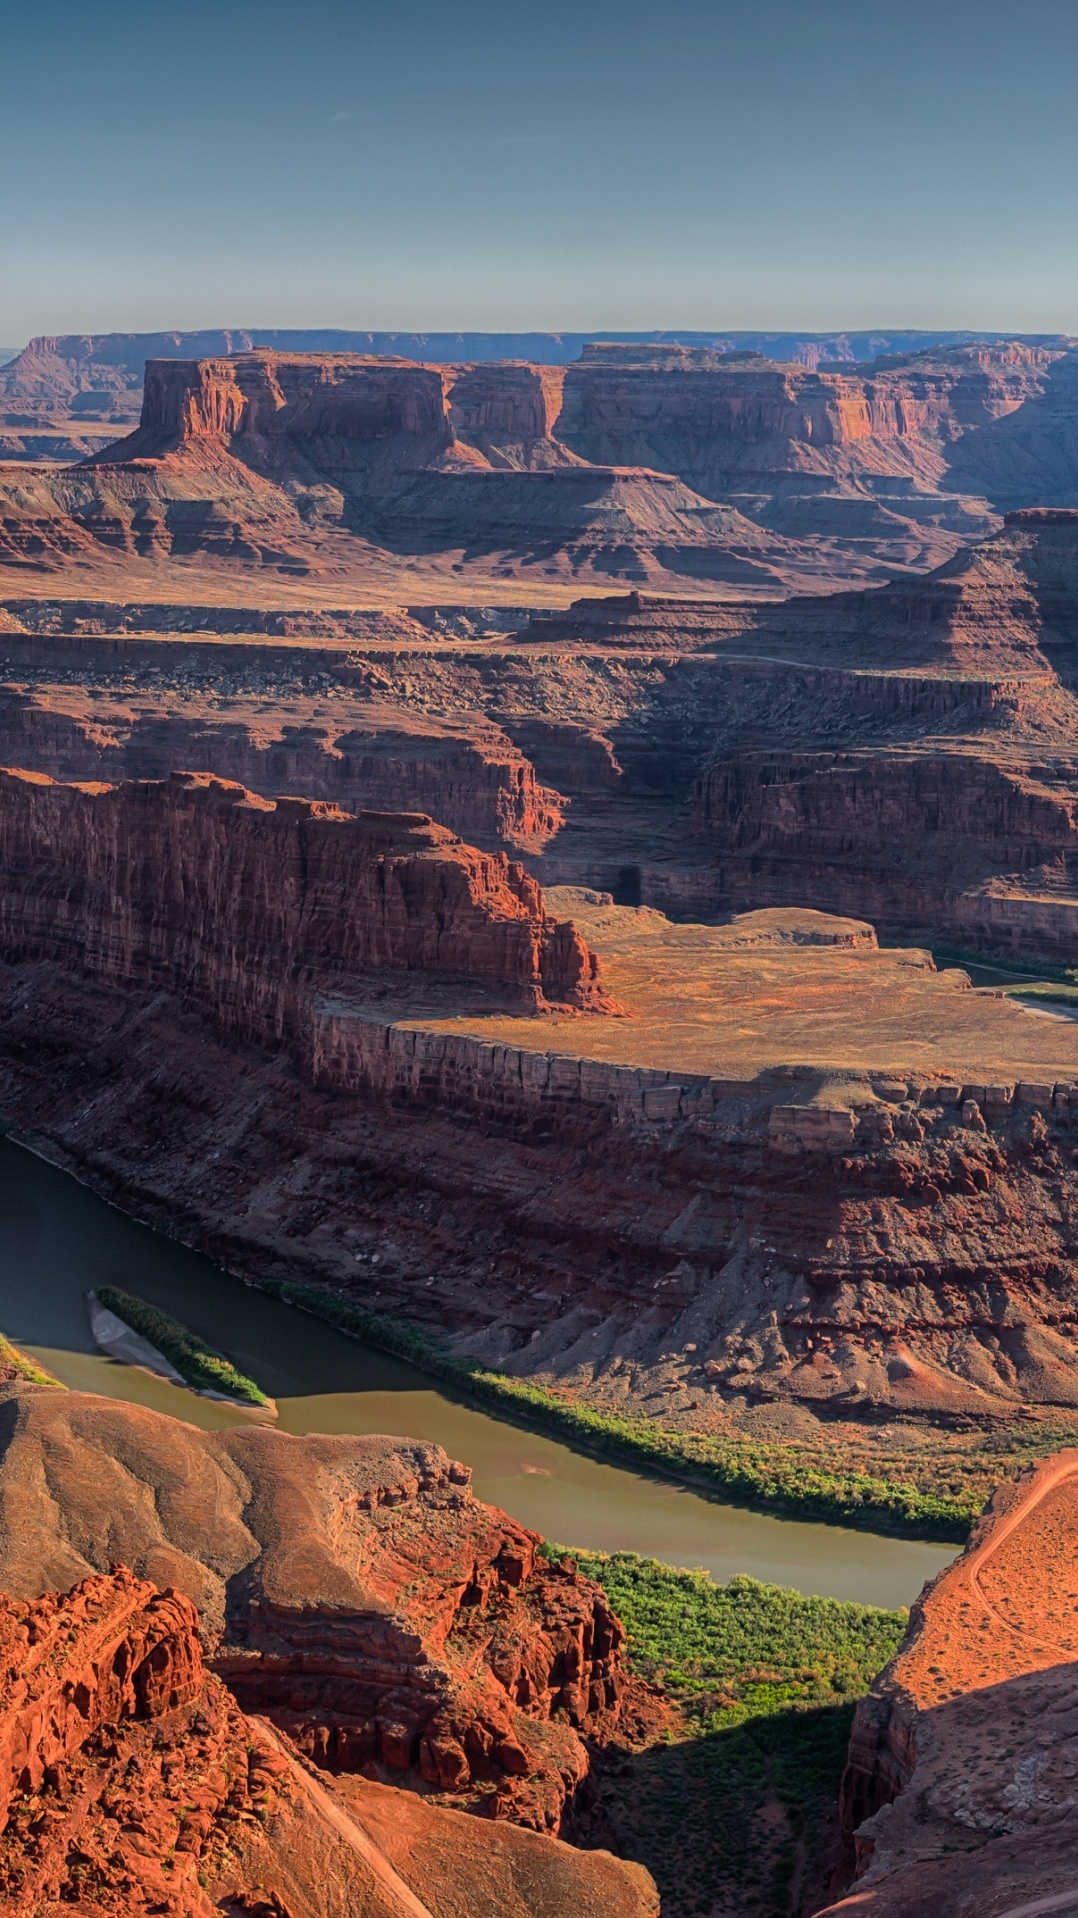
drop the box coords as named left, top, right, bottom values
left=256, top=1718, right=438, bottom=1918
left=965, top=1450, right=1078, bottom=1653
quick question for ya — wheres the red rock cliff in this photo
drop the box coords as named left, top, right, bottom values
left=133, top=352, right=453, bottom=454
left=819, top=1452, right=1078, bottom=1915
left=0, top=1389, right=632, bottom=1835
left=0, top=1558, right=658, bottom=1917
left=0, top=766, right=612, bottom=1026
left=557, top=340, right=1057, bottom=494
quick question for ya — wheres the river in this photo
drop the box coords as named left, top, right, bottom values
left=0, top=1136, right=955, bottom=1609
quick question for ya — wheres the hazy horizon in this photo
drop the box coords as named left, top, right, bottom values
left=4, top=0, right=1078, bottom=341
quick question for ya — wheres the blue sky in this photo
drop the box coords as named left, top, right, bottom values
left=2, top=0, right=1077, bottom=340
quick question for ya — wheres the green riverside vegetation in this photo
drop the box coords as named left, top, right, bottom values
left=0, top=1333, right=64, bottom=1387
left=94, top=1285, right=270, bottom=1406
left=1002, top=981, right=1078, bottom=1007
left=931, top=944, right=1078, bottom=985
left=257, top=1276, right=977, bottom=1540
left=547, top=1548, right=907, bottom=1918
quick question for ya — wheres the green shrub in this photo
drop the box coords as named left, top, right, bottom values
left=545, top=1548, right=908, bottom=1918
left=545, top=1548, right=906, bottom=1719
left=94, top=1286, right=268, bottom=1406
left=1003, top=982, right=1078, bottom=1005
left=0, top=1333, right=64, bottom=1387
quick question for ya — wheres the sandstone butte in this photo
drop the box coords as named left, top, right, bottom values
left=0, top=1463, right=657, bottom=1915
left=815, top=1445, right=1078, bottom=1917
left=8, top=336, right=1078, bottom=605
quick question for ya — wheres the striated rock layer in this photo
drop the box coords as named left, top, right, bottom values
left=819, top=1449, right=1078, bottom=1916
left=20, top=338, right=1078, bottom=596
left=0, top=765, right=612, bottom=1019
left=7, top=893, right=1078, bottom=1423
left=0, top=1556, right=657, bottom=1916
left=0, top=1384, right=631, bottom=1835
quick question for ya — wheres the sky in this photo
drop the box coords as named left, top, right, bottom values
left=2, top=0, right=1078, bottom=342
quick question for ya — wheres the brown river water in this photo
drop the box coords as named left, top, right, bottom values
left=0, top=1137, right=955, bottom=1608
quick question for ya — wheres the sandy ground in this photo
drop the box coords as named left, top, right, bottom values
left=423, top=900, right=1078, bottom=1084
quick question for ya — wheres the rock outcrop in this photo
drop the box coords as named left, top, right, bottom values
left=4, top=327, right=1038, bottom=432
left=819, top=1450, right=1078, bottom=1916
left=0, top=696, right=564, bottom=853
left=0, top=1386, right=630, bottom=1834
left=0, top=1559, right=657, bottom=1917
left=0, top=765, right=612, bottom=1019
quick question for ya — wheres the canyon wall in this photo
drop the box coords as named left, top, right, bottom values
left=0, top=767, right=611, bottom=1024
left=0, top=697, right=564, bottom=851
left=6, top=919, right=1078, bottom=1424
left=820, top=1452, right=1078, bottom=1915
left=689, top=748, right=1078, bottom=956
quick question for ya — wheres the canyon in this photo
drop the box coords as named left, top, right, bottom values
left=10, top=329, right=1078, bottom=1915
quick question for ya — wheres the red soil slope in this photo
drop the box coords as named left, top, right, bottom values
left=0, top=1385, right=638, bottom=1836
left=820, top=1449, right=1078, bottom=1915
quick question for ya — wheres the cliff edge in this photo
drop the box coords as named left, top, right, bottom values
left=819, top=1449, right=1078, bottom=1914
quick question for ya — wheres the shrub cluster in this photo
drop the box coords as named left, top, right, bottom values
left=94, top=1285, right=269, bottom=1406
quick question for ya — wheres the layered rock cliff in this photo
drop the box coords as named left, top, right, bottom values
left=556, top=340, right=1058, bottom=512
left=691, top=747, right=1078, bottom=958
left=0, top=696, right=564, bottom=852
left=0, top=1386, right=631, bottom=1834
left=819, top=1451, right=1078, bottom=1915
left=0, top=766, right=611, bottom=1022
left=0, top=1557, right=657, bottom=1917
left=4, top=326, right=1051, bottom=432
left=11, top=341, right=1058, bottom=592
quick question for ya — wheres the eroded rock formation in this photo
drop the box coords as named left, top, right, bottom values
left=819, top=1450, right=1078, bottom=1916
left=0, top=1386, right=631, bottom=1834
left=0, top=766, right=611, bottom=1020
left=0, top=1558, right=657, bottom=1917
left=21, top=338, right=1078, bottom=594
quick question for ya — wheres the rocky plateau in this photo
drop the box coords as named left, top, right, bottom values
left=11, top=336, right=1078, bottom=602
left=11, top=327, right=1078, bottom=1914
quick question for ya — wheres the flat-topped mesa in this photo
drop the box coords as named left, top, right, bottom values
left=108, top=352, right=581, bottom=472
left=0, top=767, right=614, bottom=1027
left=557, top=339, right=1059, bottom=492
left=141, top=352, right=452, bottom=448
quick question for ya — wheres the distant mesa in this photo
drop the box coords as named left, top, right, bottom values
left=7, top=333, right=1078, bottom=595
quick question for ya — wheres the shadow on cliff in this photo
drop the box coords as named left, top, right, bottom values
left=593, top=1699, right=856, bottom=1918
